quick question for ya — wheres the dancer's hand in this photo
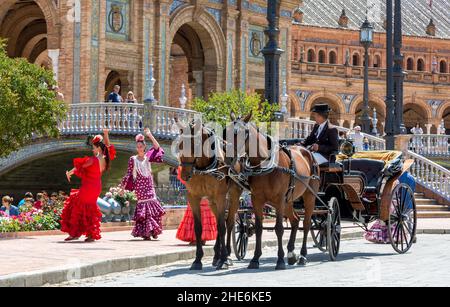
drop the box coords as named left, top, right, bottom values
left=144, top=127, right=152, bottom=137
left=66, top=171, right=72, bottom=183
left=103, top=128, right=110, bottom=135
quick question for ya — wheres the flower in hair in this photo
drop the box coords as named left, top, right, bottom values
left=135, top=134, right=145, bottom=143
left=92, top=135, right=103, bottom=144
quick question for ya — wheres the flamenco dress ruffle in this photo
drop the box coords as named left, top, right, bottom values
left=176, top=199, right=217, bottom=242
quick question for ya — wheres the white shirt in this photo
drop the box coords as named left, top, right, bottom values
left=350, top=131, right=364, bottom=151
left=316, top=121, right=328, bottom=138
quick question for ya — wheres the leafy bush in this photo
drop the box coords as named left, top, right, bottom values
left=192, top=90, right=279, bottom=126
left=0, top=39, right=67, bottom=157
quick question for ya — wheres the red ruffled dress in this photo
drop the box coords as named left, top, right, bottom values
left=60, top=146, right=116, bottom=241
left=175, top=167, right=217, bottom=243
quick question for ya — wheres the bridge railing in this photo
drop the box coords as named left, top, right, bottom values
left=150, top=105, right=201, bottom=139
left=286, top=118, right=386, bottom=151
left=405, top=150, right=450, bottom=202
left=408, top=135, right=450, bottom=157
left=60, top=102, right=145, bottom=135
left=59, top=103, right=201, bottom=138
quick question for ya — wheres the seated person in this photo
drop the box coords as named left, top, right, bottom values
left=301, top=104, right=339, bottom=164
left=1, top=196, right=20, bottom=217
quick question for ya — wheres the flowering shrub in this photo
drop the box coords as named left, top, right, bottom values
left=0, top=201, right=64, bottom=233
left=108, top=186, right=137, bottom=208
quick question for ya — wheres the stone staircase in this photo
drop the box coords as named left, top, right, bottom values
left=416, top=193, right=450, bottom=218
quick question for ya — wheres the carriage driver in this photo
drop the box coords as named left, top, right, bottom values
left=301, top=104, right=339, bottom=164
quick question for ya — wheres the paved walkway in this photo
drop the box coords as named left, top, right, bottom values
left=0, top=219, right=448, bottom=286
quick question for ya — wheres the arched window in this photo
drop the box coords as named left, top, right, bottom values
left=373, top=55, right=381, bottom=68
left=307, top=49, right=316, bottom=62
left=318, top=50, right=326, bottom=63
left=406, top=58, right=414, bottom=70
left=329, top=51, right=337, bottom=64
left=417, top=58, right=425, bottom=71
left=440, top=60, right=448, bottom=73
left=352, top=53, right=360, bottom=66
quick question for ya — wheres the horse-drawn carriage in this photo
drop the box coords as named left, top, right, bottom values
left=232, top=141, right=417, bottom=262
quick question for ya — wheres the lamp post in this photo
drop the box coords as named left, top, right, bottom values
left=360, top=17, right=374, bottom=134
left=385, top=0, right=396, bottom=149
left=262, top=0, right=283, bottom=106
left=393, top=0, right=406, bottom=135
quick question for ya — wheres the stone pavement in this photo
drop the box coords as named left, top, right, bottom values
left=0, top=219, right=449, bottom=287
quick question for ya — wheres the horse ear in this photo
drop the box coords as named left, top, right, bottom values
left=243, top=111, right=253, bottom=123
left=230, top=111, right=236, bottom=121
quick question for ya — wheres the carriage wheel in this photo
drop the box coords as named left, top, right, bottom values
left=388, top=183, right=417, bottom=254
left=327, top=197, right=341, bottom=261
left=310, top=215, right=328, bottom=252
left=232, top=212, right=251, bottom=261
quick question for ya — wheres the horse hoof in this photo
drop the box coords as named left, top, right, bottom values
left=275, top=260, right=286, bottom=270
left=247, top=260, right=260, bottom=270
left=287, top=253, right=298, bottom=266
left=190, top=262, right=203, bottom=271
left=212, top=258, right=219, bottom=267
left=216, top=261, right=229, bottom=271
left=297, top=256, right=308, bottom=266
left=227, top=258, right=234, bottom=267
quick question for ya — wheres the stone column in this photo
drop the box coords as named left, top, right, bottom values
left=425, top=123, right=433, bottom=135
left=338, top=119, right=345, bottom=127
left=48, top=49, right=60, bottom=83
left=155, top=0, right=171, bottom=105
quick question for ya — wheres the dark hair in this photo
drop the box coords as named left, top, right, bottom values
left=25, top=192, right=33, bottom=198
left=86, top=135, right=111, bottom=171
left=95, top=141, right=111, bottom=171
left=51, top=192, right=58, bottom=197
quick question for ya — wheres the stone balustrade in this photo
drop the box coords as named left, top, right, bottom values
left=408, top=134, right=450, bottom=157
left=405, top=150, right=450, bottom=202
left=291, top=62, right=450, bottom=85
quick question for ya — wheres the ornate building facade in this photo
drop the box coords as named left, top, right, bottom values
left=0, top=0, right=449, bottom=133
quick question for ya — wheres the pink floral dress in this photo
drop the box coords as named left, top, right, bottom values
left=121, top=147, right=165, bottom=239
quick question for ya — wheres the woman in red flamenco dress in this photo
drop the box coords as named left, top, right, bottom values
left=175, top=167, right=217, bottom=245
left=61, top=129, right=116, bottom=242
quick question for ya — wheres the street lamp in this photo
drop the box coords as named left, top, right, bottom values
left=360, top=17, right=374, bottom=134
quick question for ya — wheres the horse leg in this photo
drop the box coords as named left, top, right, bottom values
left=225, top=187, right=240, bottom=265
left=274, top=204, right=286, bottom=270
left=209, top=205, right=221, bottom=267
left=212, top=199, right=229, bottom=270
left=248, top=200, right=264, bottom=270
left=189, top=196, right=204, bottom=270
left=286, top=203, right=299, bottom=266
left=299, top=189, right=315, bottom=266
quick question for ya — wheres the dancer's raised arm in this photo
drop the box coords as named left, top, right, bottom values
left=103, top=128, right=111, bottom=147
left=144, top=128, right=160, bottom=150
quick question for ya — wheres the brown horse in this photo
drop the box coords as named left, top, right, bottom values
left=176, top=120, right=242, bottom=270
left=226, top=113, right=319, bottom=269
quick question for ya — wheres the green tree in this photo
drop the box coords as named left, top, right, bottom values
left=191, top=89, right=279, bottom=126
left=0, top=40, right=66, bottom=157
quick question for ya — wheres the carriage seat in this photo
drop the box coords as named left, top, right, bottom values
left=342, top=159, right=385, bottom=191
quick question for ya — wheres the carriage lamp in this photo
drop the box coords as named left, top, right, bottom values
left=340, top=140, right=355, bottom=158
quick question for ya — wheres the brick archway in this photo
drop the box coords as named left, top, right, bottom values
left=304, top=92, right=345, bottom=125
left=0, top=0, right=59, bottom=62
left=168, top=5, right=226, bottom=104
left=351, top=95, right=386, bottom=133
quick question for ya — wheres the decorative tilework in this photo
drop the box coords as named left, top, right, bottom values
left=90, top=0, right=100, bottom=102
left=241, top=35, right=247, bottom=90
left=170, top=0, right=187, bottom=14
left=428, top=100, right=445, bottom=117
left=106, top=0, right=130, bottom=41
left=227, top=34, right=233, bottom=90
left=248, top=26, right=264, bottom=62
left=144, top=18, right=151, bottom=99
left=295, top=90, right=312, bottom=111
left=206, top=7, right=222, bottom=25
left=339, top=94, right=357, bottom=113
left=72, top=20, right=81, bottom=103
left=161, top=19, right=167, bottom=105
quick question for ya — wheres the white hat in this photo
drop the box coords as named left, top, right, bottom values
left=354, top=126, right=362, bottom=131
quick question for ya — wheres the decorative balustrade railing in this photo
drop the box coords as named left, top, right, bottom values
left=150, top=105, right=201, bottom=139
left=60, top=103, right=145, bottom=135
left=59, top=103, right=201, bottom=138
left=286, top=118, right=386, bottom=151
left=408, top=135, right=450, bottom=157
left=405, top=150, right=450, bottom=202
left=291, top=62, right=450, bottom=85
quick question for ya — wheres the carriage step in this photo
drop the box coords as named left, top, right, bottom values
left=417, top=204, right=450, bottom=212
left=418, top=211, right=450, bottom=218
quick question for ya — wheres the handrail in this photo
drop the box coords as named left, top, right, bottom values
left=408, top=134, right=450, bottom=157
left=405, top=150, right=450, bottom=202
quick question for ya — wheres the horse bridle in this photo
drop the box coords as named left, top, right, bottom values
left=178, top=125, right=224, bottom=182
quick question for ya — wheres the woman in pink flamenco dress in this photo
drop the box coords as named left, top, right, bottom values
left=61, top=129, right=116, bottom=242
left=121, top=128, right=165, bottom=240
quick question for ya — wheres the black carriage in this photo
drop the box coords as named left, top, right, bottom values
left=232, top=141, right=417, bottom=261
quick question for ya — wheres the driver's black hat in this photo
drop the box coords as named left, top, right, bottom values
left=311, top=104, right=331, bottom=114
